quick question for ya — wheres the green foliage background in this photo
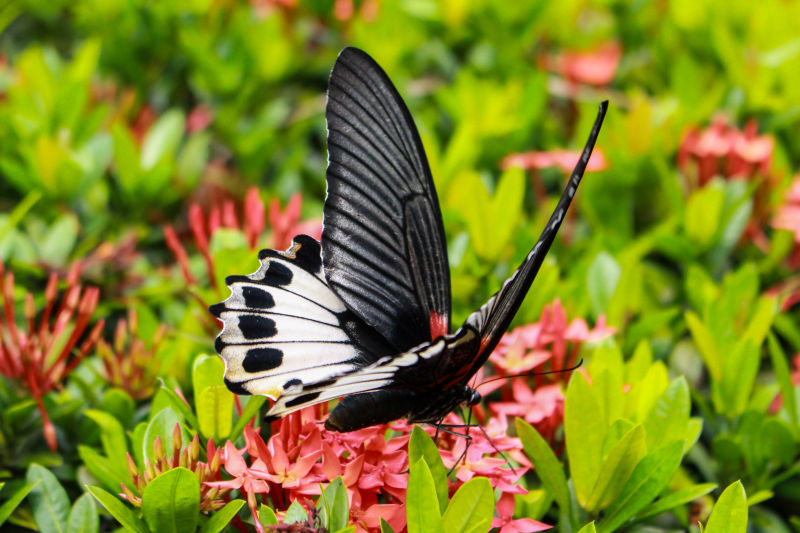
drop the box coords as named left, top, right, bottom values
left=1, top=0, right=800, bottom=531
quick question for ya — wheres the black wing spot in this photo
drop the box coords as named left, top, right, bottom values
left=283, top=378, right=303, bottom=389
left=208, top=303, right=225, bottom=317
left=264, top=261, right=293, bottom=286
left=286, top=391, right=322, bottom=408
left=238, top=315, right=277, bottom=339
left=224, top=378, right=251, bottom=396
left=243, top=347, right=284, bottom=372
left=292, top=236, right=323, bottom=273
left=242, top=286, right=275, bottom=309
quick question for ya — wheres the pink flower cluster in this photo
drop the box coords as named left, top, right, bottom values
left=678, top=116, right=774, bottom=187
left=204, top=300, right=612, bottom=532
left=486, top=300, right=614, bottom=442
left=772, top=176, right=800, bottom=272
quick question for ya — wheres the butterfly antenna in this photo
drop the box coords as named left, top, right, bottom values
left=476, top=358, right=584, bottom=389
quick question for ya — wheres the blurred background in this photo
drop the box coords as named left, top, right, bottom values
left=2, top=0, right=800, bottom=530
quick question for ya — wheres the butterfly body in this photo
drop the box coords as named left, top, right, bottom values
left=210, top=47, right=608, bottom=432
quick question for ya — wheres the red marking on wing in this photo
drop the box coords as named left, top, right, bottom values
left=429, top=311, right=449, bottom=340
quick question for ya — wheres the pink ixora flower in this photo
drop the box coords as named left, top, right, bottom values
left=492, top=493, right=551, bottom=533
left=772, top=176, right=800, bottom=270
left=678, top=115, right=774, bottom=187
left=545, top=42, right=622, bottom=87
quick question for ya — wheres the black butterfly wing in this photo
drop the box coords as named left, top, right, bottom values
left=323, top=47, right=451, bottom=352
left=457, top=101, right=609, bottom=379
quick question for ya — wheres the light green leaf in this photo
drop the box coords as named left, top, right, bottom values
left=577, top=523, right=597, bottom=533
left=442, top=477, right=493, bottom=533
left=643, top=377, right=690, bottom=452
left=141, top=467, right=200, bottom=533
left=565, top=372, right=605, bottom=506
left=66, top=493, right=99, bottom=533
left=719, top=341, right=759, bottom=417
left=318, top=478, right=349, bottom=532
left=598, top=441, right=684, bottom=533
left=84, top=409, right=129, bottom=478
left=0, top=481, right=38, bottom=526
left=141, top=110, right=185, bottom=171
left=258, top=504, right=278, bottom=526
left=516, top=418, right=571, bottom=517
left=27, top=463, right=70, bottom=533
left=587, top=251, right=621, bottom=316
left=284, top=500, right=308, bottom=523
left=229, top=396, right=267, bottom=442
left=196, top=386, right=234, bottom=441
left=685, top=312, right=721, bottom=381
left=637, top=483, right=716, bottom=520
left=143, top=407, right=186, bottom=464
left=685, top=184, right=724, bottom=248
left=409, top=426, right=449, bottom=513
left=78, top=445, right=130, bottom=492
left=705, top=481, right=747, bottom=533
left=407, top=459, right=444, bottom=533
left=88, top=486, right=148, bottom=533
left=586, top=425, right=646, bottom=512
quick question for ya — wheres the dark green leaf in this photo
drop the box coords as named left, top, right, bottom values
left=27, top=463, right=70, bottom=533
left=0, top=482, right=37, bottom=526
left=199, top=499, right=245, bottom=533
left=66, top=493, right=99, bottom=533
left=88, top=486, right=148, bottom=533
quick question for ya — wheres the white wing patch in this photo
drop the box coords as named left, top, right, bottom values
left=210, top=235, right=364, bottom=402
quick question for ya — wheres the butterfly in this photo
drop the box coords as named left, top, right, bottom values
left=210, top=47, right=607, bottom=432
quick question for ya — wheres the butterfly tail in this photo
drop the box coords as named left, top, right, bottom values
left=464, top=101, right=609, bottom=359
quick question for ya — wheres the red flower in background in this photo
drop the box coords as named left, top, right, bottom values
left=772, top=175, right=800, bottom=271
left=0, top=262, right=104, bottom=450
left=501, top=148, right=608, bottom=175
left=544, top=42, right=622, bottom=87
left=492, top=493, right=551, bottom=533
left=164, top=188, right=321, bottom=294
left=678, top=116, right=774, bottom=186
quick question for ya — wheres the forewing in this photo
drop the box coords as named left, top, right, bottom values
left=210, top=235, right=393, bottom=404
left=323, top=47, right=451, bottom=352
left=461, top=102, right=609, bottom=373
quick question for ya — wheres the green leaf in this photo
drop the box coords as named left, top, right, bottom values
left=196, top=386, right=234, bottom=441
left=84, top=409, right=129, bottom=478
left=636, top=483, right=716, bottom=520
left=258, top=504, right=278, bottom=526
left=767, top=333, right=798, bottom=427
left=284, top=500, right=308, bottom=523
left=318, top=478, right=349, bottom=531
left=157, top=386, right=200, bottom=432
left=66, top=493, right=99, bottom=533
left=143, top=407, right=186, bottom=464
left=408, top=426, right=449, bottom=513
left=685, top=311, right=721, bottom=381
left=199, top=499, right=245, bottom=533
left=719, top=340, right=759, bottom=417
left=0, top=482, right=37, bottom=526
left=229, top=396, right=267, bottom=442
left=141, top=110, right=185, bottom=171
left=643, top=377, right=690, bottom=452
left=598, top=441, right=684, bottom=533
left=577, top=523, right=597, bottom=533
left=705, top=481, right=747, bottom=533
left=586, top=251, right=622, bottom=316
left=516, top=418, right=571, bottom=518
left=565, top=372, right=605, bottom=506
left=380, top=518, right=397, bottom=533
left=685, top=184, right=724, bottom=248
left=27, top=463, right=70, bottom=533
left=112, top=123, right=141, bottom=194
left=442, top=477, right=493, bottom=533
left=407, top=458, right=444, bottom=533
left=100, top=388, right=136, bottom=429
left=88, top=486, right=148, bottom=533
left=585, top=425, right=646, bottom=512
left=78, top=445, right=130, bottom=492
left=141, top=467, right=200, bottom=533
left=40, top=213, right=79, bottom=266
